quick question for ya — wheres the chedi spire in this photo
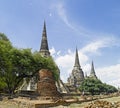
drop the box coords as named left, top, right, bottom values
left=74, top=48, right=81, bottom=69
left=89, top=61, right=97, bottom=79
left=68, top=47, right=84, bottom=87
left=39, top=21, right=50, bottom=57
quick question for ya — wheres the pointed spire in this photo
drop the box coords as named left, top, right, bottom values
left=91, top=61, right=95, bottom=75
left=90, top=61, right=97, bottom=79
left=70, top=47, right=84, bottom=86
left=74, top=47, right=81, bottom=68
left=85, top=72, right=87, bottom=78
left=39, top=21, right=50, bottom=57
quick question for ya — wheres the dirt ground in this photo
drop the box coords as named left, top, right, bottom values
left=0, top=96, right=120, bottom=108
left=68, top=96, right=120, bottom=108
left=0, top=100, right=19, bottom=108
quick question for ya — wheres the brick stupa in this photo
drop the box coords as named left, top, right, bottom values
left=37, top=69, right=61, bottom=97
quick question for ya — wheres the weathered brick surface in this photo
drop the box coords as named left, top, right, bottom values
left=39, top=69, right=53, bottom=79
left=37, top=69, right=61, bottom=97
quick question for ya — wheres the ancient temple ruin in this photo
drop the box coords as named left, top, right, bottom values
left=66, top=48, right=98, bottom=92
left=67, top=48, right=84, bottom=90
left=21, top=21, right=69, bottom=93
left=20, top=21, right=98, bottom=93
left=39, top=21, right=69, bottom=93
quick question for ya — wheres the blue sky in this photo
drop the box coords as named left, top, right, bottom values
left=0, top=0, right=120, bottom=87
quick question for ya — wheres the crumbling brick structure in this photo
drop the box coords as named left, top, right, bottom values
left=37, top=69, right=61, bottom=97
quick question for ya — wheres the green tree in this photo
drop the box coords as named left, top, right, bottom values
left=0, top=33, right=59, bottom=94
left=0, top=33, right=13, bottom=91
left=102, top=83, right=118, bottom=94
left=79, top=78, right=118, bottom=95
left=0, top=33, right=10, bottom=41
left=32, top=52, right=59, bottom=81
left=6, top=48, right=34, bottom=93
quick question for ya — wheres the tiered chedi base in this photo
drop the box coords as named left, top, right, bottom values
left=37, top=69, right=61, bottom=97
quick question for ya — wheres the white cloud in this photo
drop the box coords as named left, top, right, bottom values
left=55, top=50, right=74, bottom=69
left=55, top=49, right=89, bottom=71
left=50, top=1, right=102, bottom=38
left=96, top=64, right=120, bottom=87
left=51, top=2, right=93, bottom=37
left=78, top=51, right=89, bottom=64
left=56, top=50, right=61, bottom=56
left=52, top=2, right=74, bottom=30
left=108, top=79, right=120, bottom=88
left=51, top=2, right=80, bottom=33
left=49, top=47, right=56, bottom=55
left=50, top=47, right=62, bottom=57
left=82, top=63, right=91, bottom=74
left=54, top=2, right=94, bottom=38
left=50, top=1, right=120, bottom=40
left=80, top=37, right=116, bottom=54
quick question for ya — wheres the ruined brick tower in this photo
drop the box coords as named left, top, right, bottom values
left=37, top=69, right=61, bottom=97
left=39, top=21, right=69, bottom=93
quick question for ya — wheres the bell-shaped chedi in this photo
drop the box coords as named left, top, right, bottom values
left=37, top=69, right=61, bottom=97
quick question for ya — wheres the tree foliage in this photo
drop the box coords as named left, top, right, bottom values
left=0, top=33, right=12, bottom=91
left=0, top=33, right=59, bottom=94
left=79, top=78, right=118, bottom=95
left=0, top=33, right=10, bottom=41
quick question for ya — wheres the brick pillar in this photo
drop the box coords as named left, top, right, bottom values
left=37, top=69, right=61, bottom=97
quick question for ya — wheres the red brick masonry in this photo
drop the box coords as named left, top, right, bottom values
left=37, top=69, right=60, bottom=97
